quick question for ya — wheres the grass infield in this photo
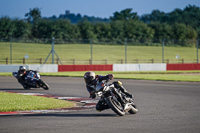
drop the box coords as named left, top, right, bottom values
left=1, top=71, right=200, bottom=82
left=40, top=71, right=200, bottom=82
left=0, top=91, right=75, bottom=112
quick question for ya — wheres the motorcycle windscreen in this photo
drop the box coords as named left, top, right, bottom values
left=95, top=82, right=104, bottom=91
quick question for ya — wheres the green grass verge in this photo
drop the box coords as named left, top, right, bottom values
left=40, top=71, right=200, bottom=82
left=0, top=91, right=75, bottom=112
left=1, top=71, right=200, bottom=82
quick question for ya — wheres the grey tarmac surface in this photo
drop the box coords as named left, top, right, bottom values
left=0, top=76, right=200, bottom=133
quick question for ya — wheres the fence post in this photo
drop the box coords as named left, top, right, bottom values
left=57, top=58, right=59, bottom=64
left=6, top=58, right=8, bottom=64
left=162, top=39, right=165, bottom=63
left=89, top=59, right=92, bottom=65
left=40, top=58, right=42, bottom=64
left=23, top=58, right=25, bottom=64
left=121, top=59, right=123, bottom=64
left=152, top=59, right=154, bottom=63
left=10, top=37, right=12, bottom=64
left=197, top=39, right=199, bottom=64
left=166, top=59, right=169, bottom=64
left=182, top=59, right=184, bottom=64
left=90, top=39, right=93, bottom=65
left=52, top=37, right=55, bottom=64
left=73, top=59, right=75, bottom=65
left=136, top=59, right=138, bottom=63
left=105, top=59, right=107, bottom=64
left=125, top=38, right=127, bottom=64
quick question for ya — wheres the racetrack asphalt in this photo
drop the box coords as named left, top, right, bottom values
left=0, top=76, right=200, bottom=133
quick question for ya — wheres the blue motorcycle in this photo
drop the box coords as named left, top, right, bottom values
left=13, top=71, right=49, bottom=90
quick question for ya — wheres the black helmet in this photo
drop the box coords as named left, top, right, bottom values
left=84, top=71, right=95, bottom=85
left=19, top=66, right=27, bottom=74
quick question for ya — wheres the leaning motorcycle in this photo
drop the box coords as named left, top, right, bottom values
left=13, top=71, right=49, bottom=90
left=95, top=80, right=138, bottom=116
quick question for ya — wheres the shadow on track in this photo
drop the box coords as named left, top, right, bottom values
left=24, top=113, right=118, bottom=117
left=0, top=88, right=25, bottom=91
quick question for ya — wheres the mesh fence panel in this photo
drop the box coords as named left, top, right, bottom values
left=0, top=38, right=199, bottom=64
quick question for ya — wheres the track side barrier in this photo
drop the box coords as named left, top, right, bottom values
left=113, top=64, right=167, bottom=71
left=1, top=64, right=200, bottom=73
left=0, top=65, right=58, bottom=72
left=58, top=65, right=113, bottom=71
left=167, top=63, right=200, bottom=70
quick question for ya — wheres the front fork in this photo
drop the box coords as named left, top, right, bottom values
left=111, top=88, right=126, bottom=105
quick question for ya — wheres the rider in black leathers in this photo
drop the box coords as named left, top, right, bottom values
left=16, top=66, right=37, bottom=88
left=84, top=71, right=133, bottom=111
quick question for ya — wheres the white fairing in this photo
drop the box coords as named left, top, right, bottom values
left=37, top=73, right=40, bottom=78
left=103, top=86, right=110, bottom=91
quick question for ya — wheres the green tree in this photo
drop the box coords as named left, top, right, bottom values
left=149, top=22, right=173, bottom=41
left=110, top=20, right=124, bottom=40
left=54, top=19, right=80, bottom=40
left=12, top=19, right=31, bottom=38
left=77, top=20, right=96, bottom=41
left=94, top=22, right=111, bottom=40
left=0, top=17, right=14, bottom=39
left=168, top=5, right=200, bottom=29
left=33, top=19, right=54, bottom=38
left=141, top=10, right=167, bottom=23
left=25, top=8, right=42, bottom=38
left=172, top=23, right=198, bottom=46
left=25, top=8, right=41, bottom=24
left=110, top=8, right=139, bottom=21
left=123, top=20, right=154, bottom=42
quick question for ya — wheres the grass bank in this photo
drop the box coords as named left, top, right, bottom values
left=0, top=42, right=198, bottom=64
left=0, top=91, right=75, bottom=112
left=1, top=71, right=200, bottom=82
left=40, top=71, right=200, bottom=82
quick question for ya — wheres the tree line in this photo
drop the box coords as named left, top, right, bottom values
left=0, top=5, right=199, bottom=47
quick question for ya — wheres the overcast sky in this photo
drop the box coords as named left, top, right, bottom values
left=0, top=0, right=200, bottom=19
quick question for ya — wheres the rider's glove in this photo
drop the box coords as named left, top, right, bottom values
left=107, top=74, right=114, bottom=80
left=89, top=91, right=96, bottom=99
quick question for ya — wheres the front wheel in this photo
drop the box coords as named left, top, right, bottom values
left=39, top=79, right=49, bottom=90
left=106, top=96, right=125, bottom=116
left=128, top=103, right=138, bottom=114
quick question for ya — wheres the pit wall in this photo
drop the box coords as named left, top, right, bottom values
left=1, top=63, right=200, bottom=72
left=0, top=64, right=58, bottom=72
left=167, top=63, right=200, bottom=70
left=58, top=65, right=113, bottom=71
left=113, top=64, right=166, bottom=71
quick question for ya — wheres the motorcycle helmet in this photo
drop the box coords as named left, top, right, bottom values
left=84, top=71, right=95, bottom=85
left=19, top=66, right=27, bottom=74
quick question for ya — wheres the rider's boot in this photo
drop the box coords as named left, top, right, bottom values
left=113, top=81, right=133, bottom=98
left=124, top=91, right=133, bottom=98
left=119, top=86, right=133, bottom=98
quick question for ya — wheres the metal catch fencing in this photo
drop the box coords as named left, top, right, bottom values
left=0, top=38, right=199, bottom=64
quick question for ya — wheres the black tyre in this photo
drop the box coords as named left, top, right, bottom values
left=21, top=83, right=30, bottom=90
left=39, top=79, right=49, bottom=90
left=24, top=86, right=31, bottom=90
left=106, top=96, right=125, bottom=116
left=128, top=103, right=138, bottom=114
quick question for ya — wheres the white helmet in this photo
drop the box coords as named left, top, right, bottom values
left=84, top=71, right=95, bottom=84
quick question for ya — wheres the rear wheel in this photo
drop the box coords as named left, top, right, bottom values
left=24, top=86, right=30, bottom=90
left=106, top=96, right=125, bottom=116
left=39, top=79, right=49, bottom=90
